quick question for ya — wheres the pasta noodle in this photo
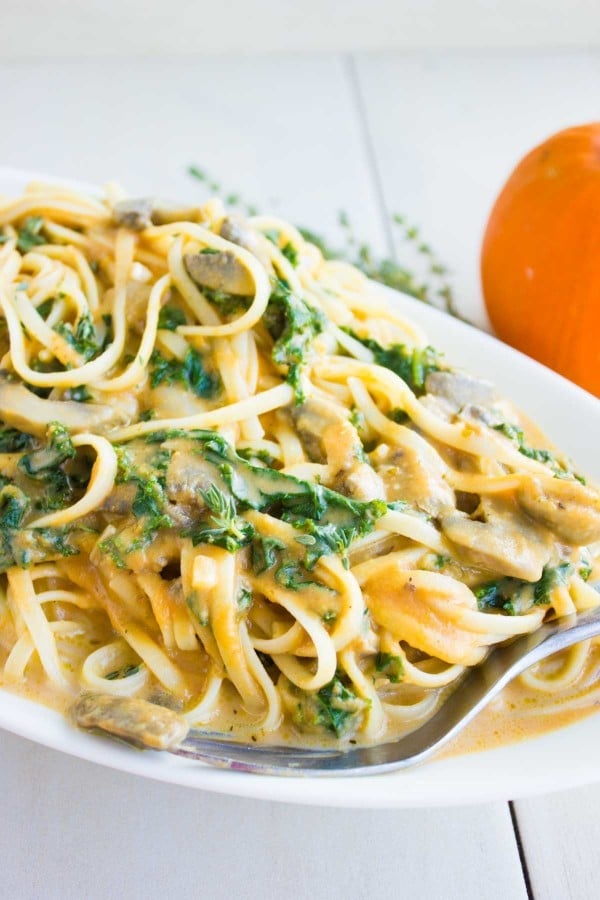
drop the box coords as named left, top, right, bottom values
left=0, top=180, right=598, bottom=751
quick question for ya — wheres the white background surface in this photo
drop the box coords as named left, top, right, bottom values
left=0, top=32, right=600, bottom=900
left=2, top=0, right=600, bottom=56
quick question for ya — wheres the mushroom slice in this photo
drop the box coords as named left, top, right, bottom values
left=370, top=443, right=454, bottom=516
left=293, top=397, right=384, bottom=501
left=220, top=216, right=273, bottom=270
left=166, top=450, right=214, bottom=506
left=184, top=250, right=254, bottom=296
left=517, top=476, right=600, bottom=546
left=72, top=692, right=189, bottom=750
left=0, top=374, right=126, bottom=436
left=113, top=198, right=201, bottom=231
left=112, top=198, right=155, bottom=231
left=425, top=371, right=496, bottom=411
left=440, top=513, right=549, bottom=581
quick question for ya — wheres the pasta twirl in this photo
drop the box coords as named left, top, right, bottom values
left=0, top=183, right=598, bottom=750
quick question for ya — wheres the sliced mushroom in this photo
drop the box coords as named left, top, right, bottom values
left=112, top=198, right=155, bottom=231
left=458, top=403, right=504, bottom=428
left=166, top=450, right=213, bottom=506
left=184, top=249, right=254, bottom=296
left=293, top=397, right=384, bottom=501
left=220, top=216, right=273, bottom=270
left=517, top=476, right=600, bottom=546
left=0, top=373, right=127, bottom=436
left=113, top=198, right=202, bottom=231
left=425, top=371, right=496, bottom=411
left=441, top=512, right=550, bottom=581
left=72, top=692, right=189, bottom=750
left=99, top=483, right=137, bottom=517
left=370, top=443, right=454, bottom=516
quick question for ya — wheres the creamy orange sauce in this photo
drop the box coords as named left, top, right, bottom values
left=445, top=644, right=600, bottom=757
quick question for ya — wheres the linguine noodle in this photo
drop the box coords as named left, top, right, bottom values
left=0, top=181, right=598, bottom=749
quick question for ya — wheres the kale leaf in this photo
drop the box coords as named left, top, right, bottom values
left=534, top=563, right=574, bottom=605
left=343, top=329, right=441, bottom=395
left=17, top=217, right=46, bottom=253
left=0, top=427, right=35, bottom=453
left=157, top=304, right=187, bottom=331
left=264, top=279, right=325, bottom=402
left=55, top=314, right=102, bottom=361
left=492, top=422, right=556, bottom=466
left=18, top=421, right=78, bottom=511
left=150, top=348, right=220, bottom=398
left=374, top=652, right=404, bottom=684
left=294, top=676, right=366, bottom=737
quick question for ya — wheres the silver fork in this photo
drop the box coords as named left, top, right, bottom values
left=74, top=606, right=600, bottom=776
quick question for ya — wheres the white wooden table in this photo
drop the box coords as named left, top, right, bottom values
left=0, top=51, right=599, bottom=900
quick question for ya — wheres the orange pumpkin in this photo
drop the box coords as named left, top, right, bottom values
left=481, top=123, right=600, bottom=396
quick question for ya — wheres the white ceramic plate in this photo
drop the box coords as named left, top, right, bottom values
left=0, top=167, right=598, bottom=808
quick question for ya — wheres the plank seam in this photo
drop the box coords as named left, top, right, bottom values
left=509, top=800, right=535, bottom=900
left=343, top=53, right=396, bottom=257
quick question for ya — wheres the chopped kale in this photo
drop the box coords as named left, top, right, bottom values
left=475, top=563, right=575, bottom=615
left=534, top=563, right=574, bottom=605
left=124, top=430, right=392, bottom=573
left=292, top=511, right=386, bottom=570
left=17, top=216, right=46, bottom=253
left=54, top=314, right=101, bottom=361
left=343, top=330, right=442, bottom=395
left=388, top=408, right=410, bottom=424
left=0, top=486, right=29, bottom=532
left=281, top=242, right=299, bottom=267
left=47, top=421, right=76, bottom=460
left=493, top=422, right=556, bottom=466
left=374, top=652, right=404, bottom=684
left=274, top=561, right=322, bottom=591
left=294, top=675, right=366, bottom=737
left=99, top=447, right=173, bottom=565
left=0, top=427, right=35, bottom=453
left=149, top=348, right=220, bottom=398
left=264, top=279, right=325, bottom=402
left=251, top=534, right=286, bottom=574
left=203, top=288, right=250, bottom=317
left=63, top=385, right=92, bottom=403
left=36, top=298, right=55, bottom=320
left=18, top=421, right=78, bottom=511
left=474, top=579, right=519, bottom=615
left=237, top=447, right=277, bottom=467
left=0, top=485, right=77, bottom=571
left=157, top=304, right=187, bottom=331
left=236, top=587, right=253, bottom=615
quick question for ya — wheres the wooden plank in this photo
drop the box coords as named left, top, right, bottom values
left=514, top=785, right=600, bottom=900
left=0, top=55, right=386, bottom=252
left=0, top=730, right=529, bottom=900
left=353, top=50, right=600, bottom=326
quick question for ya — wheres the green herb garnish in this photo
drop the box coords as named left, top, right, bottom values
left=150, top=348, right=220, bottom=398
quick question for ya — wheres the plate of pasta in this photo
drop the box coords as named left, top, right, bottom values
left=0, top=166, right=598, bottom=808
